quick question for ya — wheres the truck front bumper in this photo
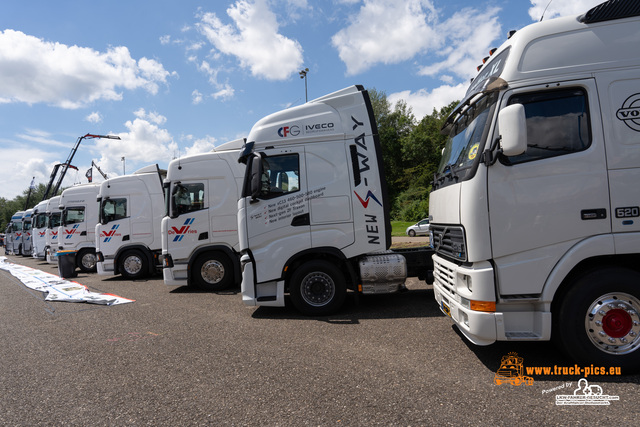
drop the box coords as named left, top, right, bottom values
left=432, top=254, right=551, bottom=344
left=240, top=253, right=285, bottom=307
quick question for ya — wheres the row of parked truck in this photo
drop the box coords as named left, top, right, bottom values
left=3, top=0, right=639, bottom=372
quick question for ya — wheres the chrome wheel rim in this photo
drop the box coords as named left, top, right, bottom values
left=585, top=292, right=640, bottom=355
left=123, top=255, right=143, bottom=275
left=201, top=260, right=225, bottom=284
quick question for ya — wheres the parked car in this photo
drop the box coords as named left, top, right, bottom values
left=406, top=219, right=429, bottom=237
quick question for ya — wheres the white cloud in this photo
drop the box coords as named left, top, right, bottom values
left=92, top=109, right=177, bottom=176
left=192, top=89, right=204, bottom=104
left=528, top=0, right=603, bottom=21
left=196, top=0, right=304, bottom=80
left=0, top=29, right=174, bottom=109
left=86, top=112, right=103, bottom=124
left=183, top=136, right=219, bottom=156
left=419, top=7, right=502, bottom=81
left=388, top=83, right=467, bottom=120
left=332, top=0, right=438, bottom=76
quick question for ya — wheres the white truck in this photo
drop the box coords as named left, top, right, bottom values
left=45, top=195, right=62, bottom=263
left=7, top=211, right=25, bottom=255
left=238, top=86, right=433, bottom=315
left=429, top=0, right=640, bottom=371
left=161, top=139, right=246, bottom=290
left=95, top=164, right=166, bottom=279
left=31, top=200, right=49, bottom=260
left=20, top=209, right=34, bottom=257
left=58, top=183, right=100, bottom=272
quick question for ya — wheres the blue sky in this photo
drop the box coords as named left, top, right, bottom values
left=0, top=0, right=602, bottom=199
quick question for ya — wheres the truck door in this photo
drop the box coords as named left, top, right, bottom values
left=305, top=141, right=354, bottom=249
left=245, top=147, right=310, bottom=282
left=487, top=80, right=610, bottom=295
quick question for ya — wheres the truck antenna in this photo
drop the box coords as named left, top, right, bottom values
left=540, top=0, right=553, bottom=21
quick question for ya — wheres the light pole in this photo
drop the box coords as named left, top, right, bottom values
left=299, top=68, right=309, bottom=102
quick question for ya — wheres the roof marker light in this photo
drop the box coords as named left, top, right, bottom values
left=482, top=56, right=490, bottom=63
left=490, top=48, right=497, bottom=55
left=477, top=64, right=483, bottom=72
left=508, top=30, right=517, bottom=39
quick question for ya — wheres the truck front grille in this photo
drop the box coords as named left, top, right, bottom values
left=433, top=257, right=456, bottom=298
left=431, top=224, right=467, bottom=262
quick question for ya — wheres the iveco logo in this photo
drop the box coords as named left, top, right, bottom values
left=277, top=125, right=300, bottom=137
left=616, top=94, right=640, bottom=132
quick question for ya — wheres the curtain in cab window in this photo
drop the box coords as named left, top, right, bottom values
left=505, top=88, right=591, bottom=165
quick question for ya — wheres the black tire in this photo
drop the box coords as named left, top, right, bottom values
left=76, top=248, right=97, bottom=273
left=408, top=230, right=416, bottom=237
left=118, top=249, right=148, bottom=280
left=191, top=252, right=233, bottom=291
left=553, top=267, right=640, bottom=373
left=289, top=260, right=346, bottom=316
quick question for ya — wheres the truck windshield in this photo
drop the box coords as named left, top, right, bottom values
left=436, top=92, right=497, bottom=187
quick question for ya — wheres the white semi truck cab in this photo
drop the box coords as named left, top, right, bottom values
left=21, top=209, right=34, bottom=256
left=238, top=86, right=433, bottom=315
left=8, top=211, right=25, bottom=255
left=31, top=200, right=49, bottom=260
left=429, top=0, right=640, bottom=371
left=95, top=164, right=166, bottom=279
left=161, top=139, right=246, bottom=291
left=58, top=183, right=100, bottom=272
left=45, top=195, right=62, bottom=263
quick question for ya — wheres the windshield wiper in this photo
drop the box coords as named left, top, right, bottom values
left=432, top=163, right=459, bottom=189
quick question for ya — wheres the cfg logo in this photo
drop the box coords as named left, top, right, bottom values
left=277, top=125, right=300, bottom=137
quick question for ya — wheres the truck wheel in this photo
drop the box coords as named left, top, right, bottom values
left=554, top=267, right=640, bottom=373
left=77, top=248, right=97, bottom=273
left=119, top=249, right=148, bottom=280
left=289, top=260, right=346, bottom=316
left=192, top=252, right=233, bottom=291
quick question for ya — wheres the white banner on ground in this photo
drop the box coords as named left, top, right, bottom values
left=0, top=257, right=134, bottom=305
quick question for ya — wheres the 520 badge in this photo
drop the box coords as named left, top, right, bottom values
left=615, top=206, right=640, bottom=218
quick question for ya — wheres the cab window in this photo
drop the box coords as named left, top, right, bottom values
left=504, top=88, right=591, bottom=165
left=63, top=207, right=85, bottom=225
left=101, top=198, right=127, bottom=224
left=259, top=154, right=300, bottom=199
left=172, top=183, right=205, bottom=215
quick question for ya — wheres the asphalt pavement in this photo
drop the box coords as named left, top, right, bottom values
left=1, top=251, right=638, bottom=426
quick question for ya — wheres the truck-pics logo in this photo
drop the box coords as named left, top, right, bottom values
left=169, top=218, right=197, bottom=242
left=494, top=352, right=534, bottom=386
left=616, top=93, right=640, bottom=132
left=101, top=224, right=121, bottom=243
left=64, top=224, right=80, bottom=239
left=277, top=125, right=300, bottom=137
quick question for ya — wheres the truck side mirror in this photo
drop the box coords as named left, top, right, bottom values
left=498, top=104, right=527, bottom=157
left=249, top=155, right=263, bottom=201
